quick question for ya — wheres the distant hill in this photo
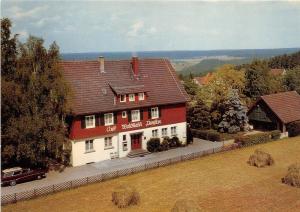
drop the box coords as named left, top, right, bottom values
left=61, top=48, right=300, bottom=61
left=180, top=58, right=253, bottom=76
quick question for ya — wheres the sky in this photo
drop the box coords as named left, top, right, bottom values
left=2, top=0, right=300, bottom=53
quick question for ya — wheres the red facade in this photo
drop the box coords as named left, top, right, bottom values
left=69, top=103, right=186, bottom=140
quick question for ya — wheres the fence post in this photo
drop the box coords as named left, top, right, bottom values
left=14, top=193, right=17, bottom=203
left=34, top=189, right=36, bottom=197
left=70, top=180, right=72, bottom=189
left=53, top=184, right=55, bottom=193
left=87, top=177, right=89, bottom=184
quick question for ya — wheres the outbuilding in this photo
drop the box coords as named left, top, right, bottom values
left=247, top=91, right=300, bottom=135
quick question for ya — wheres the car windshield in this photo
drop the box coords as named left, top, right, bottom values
left=13, top=171, right=22, bottom=176
left=3, top=172, right=13, bottom=178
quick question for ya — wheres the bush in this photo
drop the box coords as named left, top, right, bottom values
left=248, top=149, right=274, bottom=168
left=146, top=138, right=160, bottom=152
left=191, top=129, right=222, bottom=142
left=235, top=132, right=271, bottom=147
left=287, top=121, right=300, bottom=137
left=270, top=130, right=281, bottom=140
left=159, top=137, right=170, bottom=151
left=112, top=185, right=140, bottom=208
left=169, top=136, right=182, bottom=148
left=281, top=163, right=300, bottom=188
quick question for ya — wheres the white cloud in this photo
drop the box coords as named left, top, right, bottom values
left=16, top=30, right=29, bottom=39
left=127, top=20, right=144, bottom=37
left=147, top=26, right=157, bottom=34
left=9, top=5, right=48, bottom=20
left=34, top=16, right=61, bottom=27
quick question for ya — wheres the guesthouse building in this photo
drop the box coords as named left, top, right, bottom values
left=247, top=91, right=300, bottom=135
left=61, top=57, right=189, bottom=166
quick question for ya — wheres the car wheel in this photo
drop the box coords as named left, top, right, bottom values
left=10, top=180, right=16, bottom=186
left=37, top=175, right=42, bottom=180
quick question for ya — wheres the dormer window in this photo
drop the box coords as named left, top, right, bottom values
left=120, top=94, right=126, bottom=102
left=138, top=92, right=145, bottom=100
left=129, top=94, right=135, bottom=102
left=85, top=115, right=95, bottom=128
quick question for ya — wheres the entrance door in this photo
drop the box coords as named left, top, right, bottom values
left=131, top=133, right=142, bottom=150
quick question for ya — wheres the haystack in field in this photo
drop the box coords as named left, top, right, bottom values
left=171, top=199, right=201, bottom=212
left=112, top=185, right=140, bottom=208
left=282, top=163, right=300, bottom=188
left=248, top=149, right=274, bottom=168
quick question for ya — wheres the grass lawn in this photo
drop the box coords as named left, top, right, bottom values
left=3, top=137, right=300, bottom=212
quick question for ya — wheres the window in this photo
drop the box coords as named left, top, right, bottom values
left=138, top=92, right=144, bottom=100
left=171, top=126, right=177, bottom=136
left=129, top=94, right=135, bottom=102
left=162, top=128, right=168, bottom=137
left=123, top=135, right=126, bottom=141
left=131, top=110, right=140, bottom=122
left=85, top=115, right=95, bottom=128
left=122, top=111, right=127, bottom=118
left=123, top=142, right=128, bottom=151
left=104, top=113, right=114, bottom=126
left=152, top=129, right=158, bottom=137
left=120, top=94, right=126, bottom=102
left=104, top=137, right=113, bottom=149
left=85, top=140, right=94, bottom=152
left=151, top=107, right=159, bottom=119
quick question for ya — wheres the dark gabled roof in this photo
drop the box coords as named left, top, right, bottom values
left=248, top=91, right=300, bottom=124
left=60, top=58, right=189, bottom=115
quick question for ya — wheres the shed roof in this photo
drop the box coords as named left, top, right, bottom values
left=249, top=91, right=300, bottom=124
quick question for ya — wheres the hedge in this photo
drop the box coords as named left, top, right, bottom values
left=234, top=132, right=271, bottom=147
left=191, top=129, right=222, bottom=141
left=287, top=121, right=300, bottom=137
left=270, top=130, right=281, bottom=140
left=147, top=138, right=161, bottom=152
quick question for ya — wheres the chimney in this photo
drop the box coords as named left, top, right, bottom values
left=99, top=56, right=105, bottom=73
left=131, top=57, right=139, bottom=76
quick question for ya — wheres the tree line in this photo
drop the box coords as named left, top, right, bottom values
left=1, top=18, right=71, bottom=169
left=184, top=51, right=300, bottom=133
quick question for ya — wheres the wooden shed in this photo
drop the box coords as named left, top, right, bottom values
left=247, top=91, right=300, bottom=133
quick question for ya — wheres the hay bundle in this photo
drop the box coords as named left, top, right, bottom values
left=171, top=199, right=201, bottom=212
left=248, top=149, right=274, bottom=168
left=282, top=163, right=300, bottom=188
left=112, top=185, right=140, bottom=208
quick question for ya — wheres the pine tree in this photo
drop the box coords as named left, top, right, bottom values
left=188, top=100, right=211, bottom=130
left=218, top=90, right=248, bottom=134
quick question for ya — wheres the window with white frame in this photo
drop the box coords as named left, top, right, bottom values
left=131, top=110, right=140, bottom=122
left=151, top=107, right=159, bottom=119
left=85, top=115, right=95, bottom=128
left=104, top=113, right=114, bottom=126
left=138, top=92, right=145, bottom=100
left=104, top=137, right=113, bottom=149
left=152, top=129, right=158, bottom=137
left=162, top=128, right=168, bottom=137
left=120, top=94, right=126, bottom=102
left=129, top=94, right=135, bottom=102
left=85, top=140, right=94, bottom=152
left=122, top=111, right=127, bottom=118
left=171, top=126, right=177, bottom=136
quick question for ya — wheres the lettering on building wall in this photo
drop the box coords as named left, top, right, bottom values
left=146, top=119, right=162, bottom=127
left=121, top=122, right=143, bottom=130
left=106, top=125, right=117, bottom=132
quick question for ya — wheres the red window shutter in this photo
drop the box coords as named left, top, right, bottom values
left=128, top=111, right=132, bottom=122
left=81, top=117, right=86, bottom=129
left=140, top=109, right=143, bottom=120
left=114, top=112, right=118, bottom=124
left=95, top=114, right=100, bottom=126
left=148, top=108, right=152, bottom=119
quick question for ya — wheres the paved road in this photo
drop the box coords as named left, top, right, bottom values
left=2, top=139, right=223, bottom=196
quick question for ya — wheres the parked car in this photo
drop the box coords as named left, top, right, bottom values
left=1, top=167, right=47, bottom=186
